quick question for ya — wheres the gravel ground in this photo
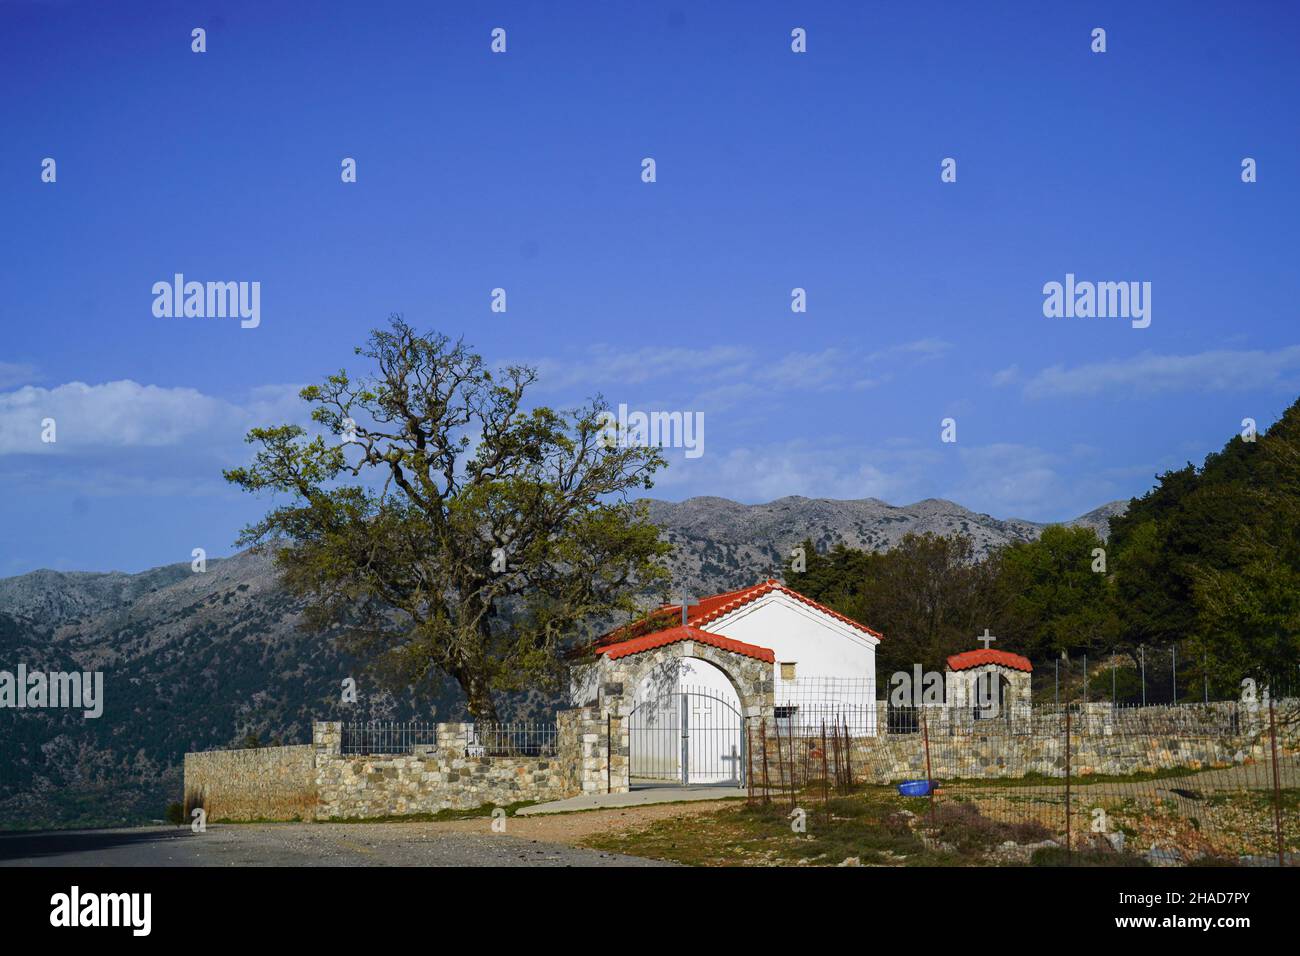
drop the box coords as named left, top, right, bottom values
left=0, top=803, right=728, bottom=867
left=440, top=799, right=728, bottom=843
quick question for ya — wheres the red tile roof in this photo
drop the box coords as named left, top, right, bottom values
left=594, top=625, right=776, bottom=663
left=946, top=649, right=1033, bottom=673
left=598, top=579, right=883, bottom=646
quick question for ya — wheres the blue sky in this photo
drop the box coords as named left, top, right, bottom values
left=1, top=0, right=1298, bottom=575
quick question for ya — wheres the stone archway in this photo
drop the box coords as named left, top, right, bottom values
left=599, top=636, right=773, bottom=723
left=589, top=629, right=775, bottom=792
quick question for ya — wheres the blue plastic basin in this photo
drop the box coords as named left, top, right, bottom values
left=898, top=779, right=935, bottom=797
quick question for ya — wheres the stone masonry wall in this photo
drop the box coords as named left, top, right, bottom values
left=314, top=751, right=570, bottom=818
left=753, top=700, right=1299, bottom=787
left=182, top=745, right=317, bottom=822
left=551, top=706, right=626, bottom=795
left=185, top=713, right=594, bottom=822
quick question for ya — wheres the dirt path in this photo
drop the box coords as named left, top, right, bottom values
left=435, top=799, right=735, bottom=844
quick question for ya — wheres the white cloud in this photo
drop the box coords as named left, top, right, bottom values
left=0, top=380, right=308, bottom=456
left=527, top=345, right=753, bottom=392
left=522, top=338, right=952, bottom=407
left=991, top=364, right=1020, bottom=387
left=1023, top=346, right=1300, bottom=398
left=654, top=441, right=906, bottom=502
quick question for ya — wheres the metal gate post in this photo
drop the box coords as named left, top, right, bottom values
left=738, top=723, right=746, bottom=789
left=680, top=692, right=689, bottom=787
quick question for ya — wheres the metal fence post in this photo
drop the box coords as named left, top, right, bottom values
left=842, top=717, right=853, bottom=791
left=921, top=706, right=936, bottom=830
left=820, top=721, right=830, bottom=813
left=1140, top=645, right=1147, bottom=706
left=746, top=718, right=754, bottom=806
left=760, top=717, right=770, bottom=804
left=1064, top=705, right=1072, bottom=862
left=1269, top=694, right=1284, bottom=867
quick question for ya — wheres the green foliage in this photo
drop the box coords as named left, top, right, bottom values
left=789, top=532, right=1003, bottom=675
left=996, top=525, right=1118, bottom=663
left=225, top=317, right=672, bottom=717
left=1110, top=398, right=1300, bottom=687
left=1031, top=845, right=1148, bottom=867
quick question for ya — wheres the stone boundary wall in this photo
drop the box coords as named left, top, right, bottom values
left=185, top=709, right=616, bottom=822
left=182, top=744, right=317, bottom=822
left=314, top=750, right=569, bottom=818
left=755, top=699, right=1299, bottom=786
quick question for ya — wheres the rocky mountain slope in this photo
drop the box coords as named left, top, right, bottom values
left=647, top=495, right=1125, bottom=596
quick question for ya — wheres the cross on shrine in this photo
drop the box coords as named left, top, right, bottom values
left=977, top=628, right=997, bottom=650
left=677, top=594, right=699, bottom=627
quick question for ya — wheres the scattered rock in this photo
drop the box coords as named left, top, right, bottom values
left=1146, top=845, right=1182, bottom=866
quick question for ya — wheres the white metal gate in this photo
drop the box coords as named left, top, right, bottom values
left=628, top=687, right=745, bottom=787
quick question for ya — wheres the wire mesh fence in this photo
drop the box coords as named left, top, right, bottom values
left=745, top=697, right=1299, bottom=866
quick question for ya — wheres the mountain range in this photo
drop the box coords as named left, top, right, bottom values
left=0, top=494, right=1124, bottom=830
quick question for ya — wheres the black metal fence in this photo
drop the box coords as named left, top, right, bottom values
left=340, top=719, right=559, bottom=757
left=472, top=721, right=559, bottom=757
left=341, top=720, right=439, bottom=756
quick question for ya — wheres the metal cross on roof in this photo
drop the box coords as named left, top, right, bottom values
left=678, top=594, right=699, bottom=627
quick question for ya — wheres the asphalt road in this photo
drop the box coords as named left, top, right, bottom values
left=0, top=823, right=673, bottom=867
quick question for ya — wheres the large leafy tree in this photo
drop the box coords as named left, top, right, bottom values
left=1188, top=403, right=1300, bottom=691
left=789, top=532, right=1004, bottom=676
left=996, top=524, right=1119, bottom=665
left=225, top=317, right=671, bottom=718
left=1109, top=398, right=1300, bottom=694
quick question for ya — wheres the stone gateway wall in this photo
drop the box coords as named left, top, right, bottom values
left=182, top=745, right=316, bottom=822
